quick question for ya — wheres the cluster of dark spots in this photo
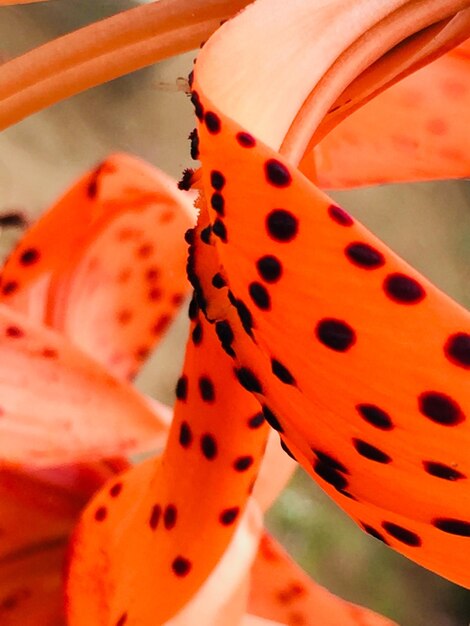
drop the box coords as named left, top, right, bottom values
left=94, top=506, right=107, bottom=522
left=211, top=192, right=225, bottom=216
left=266, top=209, right=298, bottom=242
left=175, top=375, right=188, bottom=401
left=234, top=455, right=254, bottom=471
left=177, top=168, right=194, bottom=191
left=328, top=204, right=354, bottom=226
left=190, top=91, right=204, bottom=120
left=345, top=242, right=385, bottom=269
left=189, top=129, right=200, bottom=160
left=149, top=504, right=162, bottom=530
left=192, top=321, right=203, bottom=345
left=418, top=391, right=464, bottom=426
left=219, top=506, right=240, bottom=525
left=262, top=405, right=283, bottom=432
left=360, top=522, right=389, bottom=545
left=109, top=482, right=123, bottom=498
left=381, top=522, right=421, bottom=546
left=204, top=111, right=221, bottom=134
left=19, top=247, right=40, bottom=266
left=432, top=518, right=470, bottom=536
left=280, top=438, right=296, bottom=460
left=212, top=218, right=227, bottom=242
left=200, top=433, right=218, bottom=460
left=179, top=421, right=193, bottom=448
left=236, top=131, right=256, bottom=148
left=5, top=325, right=24, bottom=339
left=353, top=438, right=392, bottom=464
left=383, top=273, right=425, bottom=304
left=215, top=320, right=235, bottom=357
left=163, top=505, right=177, bottom=530
left=249, top=281, right=271, bottom=310
left=312, top=449, right=349, bottom=492
left=445, top=332, right=470, bottom=368
left=264, top=159, right=292, bottom=187
left=198, top=376, right=215, bottom=402
left=235, top=366, right=263, bottom=393
left=423, top=461, right=466, bottom=481
left=248, top=412, right=265, bottom=429
left=257, top=255, right=283, bottom=283
left=271, top=358, right=296, bottom=385
left=316, top=318, right=356, bottom=352
left=172, top=556, right=192, bottom=577
left=212, top=272, right=226, bottom=289
left=356, top=403, right=394, bottom=430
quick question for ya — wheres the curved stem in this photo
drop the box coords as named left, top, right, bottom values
left=0, top=0, right=251, bottom=131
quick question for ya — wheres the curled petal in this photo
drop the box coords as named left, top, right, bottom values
left=0, top=305, right=167, bottom=465
left=1, top=153, right=195, bottom=381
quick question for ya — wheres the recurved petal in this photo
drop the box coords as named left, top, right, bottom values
left=312, top=40, right=470, bottom=188
left=248, top=533, right=397, bottom=626
left=0, top=304, right=167, bottom=465
left=1, top=153, right=195, bottom=381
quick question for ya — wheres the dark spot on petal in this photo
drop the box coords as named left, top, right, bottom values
left=94, top=506, right=107, bottom=522
left=444, top=333, right=470, bottom=369
left=328, top=204, right=353, bottom=226
left=234, top=455, right=254, bottom=471
left=212, top=218, right=227, bottom=242
left=361, top=523, right=389, bottom=545
left=235, top=366, right=263, bottom=393
left=6, top=325, right=24, bottom=338
left=200, top=225, right=212, bottom=244
left=316, top=318, right=356, bottom=352
left=313, top=460, right=349, bottom=491
left=19, top=248, right=40, bottom=266
left=175, top=375, right=188, bottom=401
left=219, top=507, right=240, bottom=525
left=265, top=159, right=292, bottom=187
left=212, top=273, right=226, bottom=289
left=210, top=170, right=226, bottom=190
left=262, top=404, right=284, bottom=433
left=257, top=255, right=283, bottom=283
left=280, top=438, right=296, bottom=460
left=164, top=505, right=177, bottom=530
left=192, top=321, right=203, bottom=345
left=249, top=282, right=271, bottom=310
left=248, top=412, right=265, bottom=429
left=356, top=404, right=394, bottom=430
left=149, top=504, right=162, bottom=530
left=2, top=280, right=18, bottom=296
left=432, top=518, right=470, bottom=536
left=201, top=434, right=218, bottom=460
left=423, top=461, right=466, bottom=481
left=199, top=376, right=215, bottom=402
left=109, top=483, right=123, bottom=498
left=418, top=391, right=464, bottom=426
left=236, top=132, right=256, bottom=148
left=383, top=273, right=425, bottom=304
left=382, top=522, right=421, bottom=546
left=345, top=242, right=385, bottom=269
left=271, top=358, right=295, bottom=385
left=211, top=192, right=225, bottom=215
left=312, top=449, right=349, bottom=474
left=172, top=556, right=192, bottom=577
left=353, top=439, right=392, bottom=463
left=179, top=421, right=193, bottom=448
left=205, top=111, right=221, bottom=134
left=266, top=209, right=298, bottom=242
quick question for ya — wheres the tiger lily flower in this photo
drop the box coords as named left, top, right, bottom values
left=0, top=0, right=469, bottom=625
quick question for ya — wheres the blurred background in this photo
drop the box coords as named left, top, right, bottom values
left=0, top=2, right=469, bottom=625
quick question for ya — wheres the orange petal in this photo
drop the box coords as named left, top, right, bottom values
left=66, top=308, right=268, bottom=625
left=1, top=153, right=195, bottom=381
left=311, top=40, right=470, bottom=188
left=166, top=499, right=262, bottom=626
left=0, top=461, right=124, bottom=626
left=0, top=305, right=166, bottom=465
left=249, top=533, right=397, bottom=626
left=191, top=0, right=470, bottom=588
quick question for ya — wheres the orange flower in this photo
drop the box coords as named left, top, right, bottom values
left=0, top=1, right=468, bottom=625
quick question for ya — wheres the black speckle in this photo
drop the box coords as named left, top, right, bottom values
left=210, top=170, right=226, bottom=190
left=248, top=412, right=265, bottom=429
left=236, top=132, right=256, bottom=148
left=210, top=193, right=225, bottom=216
left=345, top=242, right=385, bottom=269
left=353, top=438, right=392, bottom=464
left=262, top=405, right=283, bottom=433
left=356, top=404, right=394, bottom=430
left=175, top=375, right=188, bottom=401
left=200, top=434, right=218, bottom=460
left=211, top=273, right=226, bottom=289
left=328, top=204, right=353, bottom=226
left=423, top=461, right=466, bottom=481
left=418, top=391, right=464, bottom=426
left=198, top=376, right=215, bottom=402
left=271, top=358, right=295, bottom=385
left=316, top=318, right=356, bottom=352
left=266, top=209, right=298, bottom=242
left=383, top=273, right=425, bottom=304
left=235, top=367, right=263, bottom=393
left=265, top=159, right=292, bottom=187
left=205, top=111, right=221, bottom=134
left=219, top=507, right=240, bottom=525
left=179, top=421, right=193, bottom=448
left=191, top=321, right=203, bottom=345
left=257, top=255, right=283, bottom=283
left=382, top=522, right=421, bottom=546
left=445, top=333, right=470, bottom=369
left=432, top=518, right=470, bottom=536
left=212, top=218, right=227, bottom=242
left=249, top=282, right=271, bottom=310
